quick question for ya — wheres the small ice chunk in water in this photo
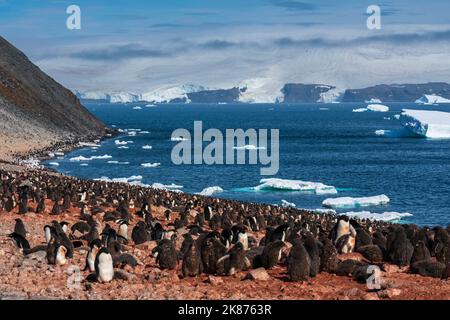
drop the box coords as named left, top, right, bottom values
left=322, top=194, right=390, bottom=209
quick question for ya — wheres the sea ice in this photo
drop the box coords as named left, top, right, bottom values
left=280, top=200, right=296, bottom=208
left=141, top=162, right=161, bottom=168
left=399, top=109, right=450, bottom=138
left=322, top=194, right=390, bottom=209
left=352, top=108, right=367, bottom=113
left=48, top=162, right=59, bottom=166
left=254, top=178, right=337, bottom=195
left=69, top=155, right=112, bottom=162
left=142, top=145, right=153, bottom=149
left=341, top=211, right=412, bottom=222
left=367, top=104, right=389, bottom=112
left=197, top=186, right=224, bottom=196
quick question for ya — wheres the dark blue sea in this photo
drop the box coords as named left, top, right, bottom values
left=44, top=103, right=450, bottom=226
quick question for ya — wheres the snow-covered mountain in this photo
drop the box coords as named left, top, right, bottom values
left=74, top=82, right=450, bottom=104
left=415, top=94, right=450, bottom=105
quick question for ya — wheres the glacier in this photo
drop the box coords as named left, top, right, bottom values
left=415, top=94, right=450, bottom=105
left=322, top=194, right=390, bottom=209
left=399, top=109, right=450, bottom=138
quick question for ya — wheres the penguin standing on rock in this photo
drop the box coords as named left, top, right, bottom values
left=95, top=248, right=115, bottom=283
left=302, top=233, right=321, bottom=277
left=84, top=239, right=102, bottom=272
left=260, top=240, right=285, bottom=269
left=14, top=219, right=27, bottom=239
left=154, top=239, right=178, bottom=270
left=288, top=238, right=310, bottom=282
left=182, top=241, right=203, bottom=277
left=319, top=237, right=339, bottom=273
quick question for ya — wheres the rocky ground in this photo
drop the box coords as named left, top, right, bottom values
left=1, top=197, right=449, bottom=300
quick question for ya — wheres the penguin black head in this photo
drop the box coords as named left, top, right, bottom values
left=89, top=239, right=102, bottom=249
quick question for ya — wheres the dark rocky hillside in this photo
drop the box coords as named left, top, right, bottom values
left=0, top=36, right=108, bottom=160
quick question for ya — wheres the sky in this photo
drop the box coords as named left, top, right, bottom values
left=1, top=0, right=450, bottom=94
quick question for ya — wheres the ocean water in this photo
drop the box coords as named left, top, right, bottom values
left=45, top=103, right=450, bottom=226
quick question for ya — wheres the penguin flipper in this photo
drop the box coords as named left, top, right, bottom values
left=23, top=245, right=47, bottom=255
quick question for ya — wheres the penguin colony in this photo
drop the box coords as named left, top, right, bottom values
left=1, top=169, right=450, bottom=288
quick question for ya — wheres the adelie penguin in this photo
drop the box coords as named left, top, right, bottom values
left=94, top=248, right=115, bottom=283
left=302, top=233, right=321, bottom=277
left=288, top=238, right=311, bottom=282
left=154, top=239, right=178, bottom=270
left=181, top=241, right=203, bottom=277
left=14, top=218, right=27, bottom=239
left=84, top=239, right=102, bottom=272
left=260, top=240, right=285, bottom=269
left=216, top=242, right=251, bottom=276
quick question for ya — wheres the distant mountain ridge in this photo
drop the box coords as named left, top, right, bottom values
left=0, top=36, right=108, bottom=161
left=76, top=82, right=450, bottom=104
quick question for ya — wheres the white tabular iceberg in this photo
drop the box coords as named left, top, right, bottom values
left=341, top=211, right=412, bottom=222
left=367, top=104, right=389, bottom=112
left=254, top=178, right=337, bottom=195
left=399, top=109, right=450, bottom=138
left=322, top=194, right=390, bottom=209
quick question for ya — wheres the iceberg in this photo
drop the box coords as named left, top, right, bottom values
left=197, top=186, right=224, bottom=196
left=415, top=94, right=450, bottom=105
left=280, top=200, right=296, bottom=208
left=322, top=194, right=390, bottom=209
left=341, top=211, right=412, bottom=222
left=142, top=145, right=153, bottom=149
left=375, top=129, right=391, bottom=136
left=352, top=108, right=367, bottom=113
left=48, top=162, right=59, bottom=166
left=365, top=98, right=382, bottom=103
left=151, top=183, right=183, bottom=190
left=367, top=104, right=389, bottom=112
left=399, top=109, right=450, bottom=138
left=254, top=178, right=337, bottom=195
left=141, top=162, right=161, bottom=168
left=69, top=155, right=112, bottom=162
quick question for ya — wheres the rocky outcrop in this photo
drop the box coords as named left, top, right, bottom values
left=0, top=36, right=109, bottom=161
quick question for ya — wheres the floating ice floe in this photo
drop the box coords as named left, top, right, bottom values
left=233, top=145, right=266, bottom=150
left=322, top=194, right=390, bottom=209
left=145, top=104, right=156, bottom=107
left=48, top=162, right=59, bottom=166
left=310, top=208, right=337, bottom=215
left=133, top=106, right=142, bottom=110
left=341, top=211, right=413, bottom=222
left=415, top=94, right=450, bottom=105
left=253, top=178, right=337, bottom=195
left=80, top=163, right=89, bottom=166
left=367, top=104, right=389, bottom=112
left=353, top=104, right=389, bottom=113
left=151, top=183, right=184, bottom=190
left=398, top=109, right=450, bottom=139
left=141, top=162, right=161, bottom=168
left=79, top=142, right=101, bottom=147
left=280, top=200, right=296, bottom=208
left=118, top=146, right=129, bottom=149
left=375, top=129, right=391, bottom=136
left=69, top=155, right=112, bottom=162
left=197, top=186, right=224, bottom=196
left=140, top=131, right=150, bottom=134
left=114, top=140, right=129, bottom=145
left=96, top=175, right=143, bottom=184
left=171, top=136, right=188, bottom=142
left=54, top=151, right=64, bottom=156
left=128, top=131, right=137, bottom=136
left=107, top=161, right=130, bottom=165
left=142, top=145, right=152, bottom=150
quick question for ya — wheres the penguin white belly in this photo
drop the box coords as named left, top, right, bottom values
left=45, top=228, right=51, bottom=244
left=237, top=233, right=248, bottom=250
left=55, top=247, right=67, bottom=266
left=87, top=252, right=96, bottom=272
left=97, top=255, right=114, bottom=283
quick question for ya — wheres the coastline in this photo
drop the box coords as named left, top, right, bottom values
left=1, top=134, right=449, bottom=300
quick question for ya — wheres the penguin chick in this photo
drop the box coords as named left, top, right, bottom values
left=287, top=239, right=310, bottom=282
left=182, top=241, right=203, bottom=277
left=260, top=240, right=285, bottom=269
